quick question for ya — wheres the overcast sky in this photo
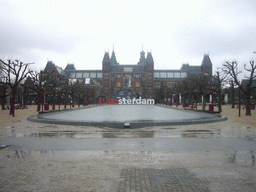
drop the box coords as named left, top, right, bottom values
left=1, top=0, right=256, bottom=75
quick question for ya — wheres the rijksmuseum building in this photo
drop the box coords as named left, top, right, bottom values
left=63, top=49, right=212, bottom=100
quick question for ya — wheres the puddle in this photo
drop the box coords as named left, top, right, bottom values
left=227, top=151, right=255, bottom=167
left=29, top=132, right=102, bottom=138
left=38, top=125, right=59, bottom=128
left=161, top=128, right=176, bottom=130
left=182, top=133, right=215, bottom=138
left=5, top=150, right=105, bottom=161
left=181, top=130, right=214, bottom=138
left=102, top=131, right=154, bottom=138
left=184, top=130, right=212, bottom=133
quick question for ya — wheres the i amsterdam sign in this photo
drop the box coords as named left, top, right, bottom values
left=99, top=97, right=155, bottom=105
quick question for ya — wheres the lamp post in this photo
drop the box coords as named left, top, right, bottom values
left=41, top=88, right=44, bottom=112
left=12, top=85, right=15, bottom=117
left=58, top=92, right=60, bottom=110
left=183, top=92, right=186, bottom=109
left=195, top=90, right=198, bottom=110
left=239, top=85, right=241, bottom=117
left=78, top=94, right=80, bottom=108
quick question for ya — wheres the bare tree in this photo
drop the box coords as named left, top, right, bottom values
left=28, top=71, right=48, bottom=111
left=229, top=80, right=237, bottom=108
left=212, top=70, right=229, bottom=112
left=0, top=59, right=33, bottom=116
left=194, top=74, right=211, bottom=111
left=182, top=75, right=198, bottom=109
left=44, top=67, right=67, bottom=110
left=222, top=61, right=256, bottom=115
left=173, top=82, right=183, bottom=107
left=0, top=76, right=9, bottom=110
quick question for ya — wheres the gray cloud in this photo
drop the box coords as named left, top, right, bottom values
left=0, top=1, right=78, bottom=56
left=174, top=0, right=256, bottom=57
left=175, top=21, right=256, bottom=56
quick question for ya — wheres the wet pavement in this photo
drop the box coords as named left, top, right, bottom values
left=1, top=137, right=256, bottom=151
left=0, top=106, right=256, bottom=191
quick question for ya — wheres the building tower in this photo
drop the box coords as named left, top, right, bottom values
left=102, top=52, right=111, bottom=98
left=145, top=52, right=154, bottom=98
left=201, top=54, right=213, bottom=76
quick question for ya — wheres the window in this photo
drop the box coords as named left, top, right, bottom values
left=167, top=72, right=173, bottom=78
left=97, top=73, right=102, bottom=78
left=117, top=74, right=121, bottom=78
left=174, top=72, right=181, bottom=78
left=154, top=72, right=160, bottom=78
left=119, top=92, right=124, bottom=95
left=135, top=74, right=140, bottom=78
left=181, top=72, right=187, bottom=78
left=85, top=78, right=90, bottom=84
left=148, top=74, right=153, bottom=80
left=90, top=73, right=96, bottom=78
left=124, top=67, right=133, bottom=72
left=160, top=72, right=167, bottom=78
left=117, top=82, right=121, bottom=87
left=70, top=73, right=76, bottom=78
left=83, top=73, right=90, bottom=78
left=76, top=73, right=82, bottom=78
left=111, top=73, right=115, bottom=78
left=136, top=82, right=140, bottom=87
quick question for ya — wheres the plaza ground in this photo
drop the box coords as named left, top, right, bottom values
left=0, top=104, right=255, bottom=191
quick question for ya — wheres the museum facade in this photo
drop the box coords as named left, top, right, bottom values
left=63, top=49, right=213, bottom=100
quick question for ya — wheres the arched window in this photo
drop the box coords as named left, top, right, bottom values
left=117, top=82, right=121, bottom=87
left=136, top=82, right=140, bottom=87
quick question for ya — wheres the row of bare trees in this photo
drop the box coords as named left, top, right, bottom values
left=154, top=59, right=256, bottom=116
left=181, top=59, right=256, bottom=115
left=0, top=59, right=98, bottom=116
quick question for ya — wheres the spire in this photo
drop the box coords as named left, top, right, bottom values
left=138, top=46, right=146, bottom=65
left=201, top=54, right=212, bottom=66
left=201, top=54, right=212, bottom=75
left=110, top=49, right=118, bottom=65
left=146, top=52, right=154, bottom=63
left=102, top=52, right=110, bottom=63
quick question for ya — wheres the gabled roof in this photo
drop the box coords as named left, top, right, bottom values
left=65, top=64, right=76, bottom=70
left=201, top=54, right=213, bottom=66
left=110, top=51, right=118, bottom=65
left=44, top=61, right=67, bottom=77
left=103, top=52, right=110, bottom=63
left=146, top=52, right=154, bottom=63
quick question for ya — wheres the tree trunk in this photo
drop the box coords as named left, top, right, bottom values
left=1, top=89, right=6, bottom=110
left=190, top=94, right=194, bottom=109
left=52, top=91, right=56, bottom=110
left=37, top=93, right=41, bottom=112
left=9, top=86, right=16, bottom=116
left=202, top=94, right=206, bottom=111
left=218, top=92, right=222, bottom=112
left=231, top=81, right=235, bottom=108
left=245, top=93, right=251, bottom=116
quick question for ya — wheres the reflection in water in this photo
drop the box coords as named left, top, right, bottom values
left=6, top=151, right=28, bottom=161
left=102, top=131, right=154, bottom=138
left=182, top=130, right=214, bottom=138
left=227, top=151, right=256, bottom=166
left=251, top=151, right=255, bottom=166
left=29, top=132, right=103, bottom=138
left=28, top=131, right=155, bottom=138
left=182, top=132, right=214, bottom=138
left=6, top=150, right=56, bottom=161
